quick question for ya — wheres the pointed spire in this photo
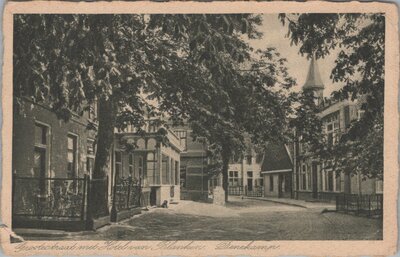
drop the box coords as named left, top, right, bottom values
left=302, top=55, right=325, bottom=91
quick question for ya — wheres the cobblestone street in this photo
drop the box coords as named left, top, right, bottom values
left=50, top=197, right=383, bottom=241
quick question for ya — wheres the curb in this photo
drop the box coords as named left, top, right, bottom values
left=13, top=228, right=72, bottom=239
left=243, top=196, right=308, bottom=209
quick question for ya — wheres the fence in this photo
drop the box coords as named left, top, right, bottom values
left=228, top=186, right=244, bottom=196
left=336, top=194, right=383, bottom=216
left=228, top=185, right=264, bottom=197
left=246, top=186, right=264, bottom=197
left=13, top=174, right=110, bottom=222
left=114, top=176, right=141, bottom=211
left=13, top=175, right=88, bottom=220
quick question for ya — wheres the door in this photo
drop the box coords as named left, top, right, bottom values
left=150, top=187, right=157, bottom=206
left=247, top=171, right=253, bottom=191
left=247, top=179, right=253, bottom=191
left=312, top=163, right=318, bottom=199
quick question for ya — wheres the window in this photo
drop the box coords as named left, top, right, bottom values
left=87, top=140, right=95, bottom=155
left=228, top=171, right=239, bottom=186
left=34, top=123, right=49, bottom=195
left=307, top=165, right=311, bottom=190
left=128, top=154, right=134, bottom=176
left=246, top=155, right=252, bottom=165
left=35, top=123, right=48, bottom=145
left=67, top=135, right=78, bottom=178
left=269, top=176, right=274, bottom=191
left=175, top=161, right=179, bottom=186
left=326, top=170, right=334, bottom=192
left=335, top=173, right=341, bottom=192
left=86, top=139, right=95, bottom=177
left=147, top=152, right=156, bottom=184
left=170, top=159, right=175, bottom=185
left=161, top=155, right=170, bottom=185
left=301, top=165, right=307, bottom=190
left=138, top=156, right=144, bottom=184
left=148, top=121, right=157, bottom=133
left=324, top=112, right=340, bottom=146
left=174, top=130, right=187, bottom=151
left=115, top=151, right=122, bottom=178
left=180, top=166, right=187, bottom=189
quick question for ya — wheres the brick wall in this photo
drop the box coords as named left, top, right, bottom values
left=13, top=100, right=96, bottom=178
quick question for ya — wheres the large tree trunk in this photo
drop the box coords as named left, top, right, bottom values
left=221, top=147, right=231, bottom=203
left=90, top=97, right=117, bottom=218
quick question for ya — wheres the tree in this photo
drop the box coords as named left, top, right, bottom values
left=13, top=14, right=268, bottom=210
left=279, top=13, right=385, bottom=179
left=181, top=48, right=295, bottom=202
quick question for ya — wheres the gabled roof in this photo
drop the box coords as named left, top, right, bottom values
left=261, top=143, right=293, bottom=172
left=303, top=56, right=325, bottom=91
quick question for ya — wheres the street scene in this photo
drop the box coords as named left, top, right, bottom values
left=11, top=12, right=384, bottom=241
left=16, top=197, right=382, bottom=241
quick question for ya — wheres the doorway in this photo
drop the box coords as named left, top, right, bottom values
left=150, top=187, right=157, bottom=206
left=247, top=171, right=253, bottom=191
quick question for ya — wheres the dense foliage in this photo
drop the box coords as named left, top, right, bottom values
left=280, top=13, right=385, bottom=179
left=14, top=14, right=297, bottom=203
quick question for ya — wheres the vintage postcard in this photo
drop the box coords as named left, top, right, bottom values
left=1, top=1, right=399, bottom=256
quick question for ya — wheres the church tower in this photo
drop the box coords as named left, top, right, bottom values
left=303, top=56, right=325, bottom=106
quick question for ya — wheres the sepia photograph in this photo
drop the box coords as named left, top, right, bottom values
left=1, top=1, right=398, bottom=256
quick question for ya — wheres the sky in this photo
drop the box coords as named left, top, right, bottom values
left=247, top=14, right=343, bottom=97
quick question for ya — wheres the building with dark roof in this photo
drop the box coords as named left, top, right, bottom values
left=261, top=143, right=293, bottom=198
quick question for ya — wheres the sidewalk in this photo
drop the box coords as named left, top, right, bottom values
left=244, top=196, right=336, bottom=212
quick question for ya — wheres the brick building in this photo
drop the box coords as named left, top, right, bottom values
left=13, top=99, right=98, bottom=180
left=12, top=97, right=99, bottom=230
left=293, top=57, right=383, bottom=201
left=172, top=125, right=209, bottom=201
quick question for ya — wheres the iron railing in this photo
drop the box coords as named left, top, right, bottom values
left=336, top=194, right=383, bottom=216
left=13, top=175, right=88, bottom=220
left=228, top=185, right=264, bottom=197
left=114, top=176, right=141, bottom=211
left=228, top=186, right=244, bottom=196
left=246, top=186, right=264, bottom=197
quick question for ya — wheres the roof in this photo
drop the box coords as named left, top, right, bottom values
left=261, top=143, right=293, bottom=172
left=303, top=56, right=325, bottom=91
